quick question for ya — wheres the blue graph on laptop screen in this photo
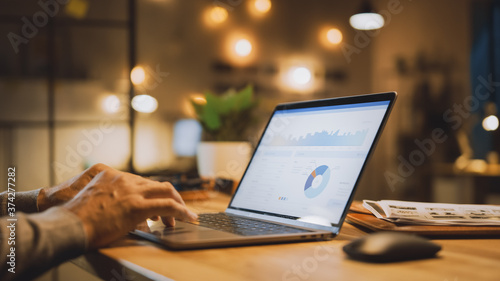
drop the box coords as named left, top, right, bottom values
left=230, top=100, right=390, bottom=226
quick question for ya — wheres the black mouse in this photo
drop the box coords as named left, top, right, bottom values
left=343, top=232, right=441, bottom=263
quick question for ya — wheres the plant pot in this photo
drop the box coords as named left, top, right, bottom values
left=196, top=141, right=252, bottom=182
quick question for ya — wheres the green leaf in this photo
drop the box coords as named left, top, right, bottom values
left=201, top=101, right=221, bottom=130
left=190, top=100, right=204, bottom=118
left=219, top=88, right=237, bottom=114
left=235, top=85, right=253, bottom=111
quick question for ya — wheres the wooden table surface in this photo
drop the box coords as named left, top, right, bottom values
left=72, top=192, right=500, bottom=281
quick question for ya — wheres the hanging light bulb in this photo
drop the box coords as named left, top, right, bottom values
left=350, top=0, right=384, bottom=30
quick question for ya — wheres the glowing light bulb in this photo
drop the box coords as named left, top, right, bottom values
left=130, top=66, right=146, bottom=85
left=209, top=6, right=228, bottom=24
left=290, top=67, right=312, bottom=85
left=349, top=13, right=385, bottom=30
left=326, top=28, right=342, bottom=44
left=102, top=95, right=121, bottom=114
left=483, top=115, right=499, bottom=131
left=234, top=39, right=252, bottom=57
left=131, top=95, right=158, bottom=113
left=254, top=0, right=271, bottom=14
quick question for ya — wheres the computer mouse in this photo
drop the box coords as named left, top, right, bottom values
left=343, top=232, right=441, bottom=263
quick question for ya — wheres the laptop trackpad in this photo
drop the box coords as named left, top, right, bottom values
left=145, top=220, right=239, bottom=240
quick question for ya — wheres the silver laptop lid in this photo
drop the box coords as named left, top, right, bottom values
left=227, top=92, right=397, bottom=232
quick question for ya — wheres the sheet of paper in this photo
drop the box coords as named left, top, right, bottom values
left=363, top=200, right=500, bottom=226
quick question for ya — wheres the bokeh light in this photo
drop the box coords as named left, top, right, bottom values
left=204, top=6, right=228, bottom=27
left=326, top=28, right=342, bottom=44
left=234, top=38, right=253, bottom=57
left=131, top=94, right=158, bottom=113
left=130, top=66, right=146, bottom=85
left=254, top=0, right=271, bottom=14
left=101, top=94, right=121, bottom=114
left=349, top=12, right=385, bottom=30
left=483, top=115, right=499, bottom=131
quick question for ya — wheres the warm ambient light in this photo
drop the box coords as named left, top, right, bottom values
left=234, top=39, right=253, bottom=57
left=483, top=115, right=499, bottom=131
left=130, top=66, right=146, bottom=85
left=349, top=12, right=385, bottom=30
left=102, top=95, right=121, bottom=114
left=209, top=6, right=228, bottom=24
left=225, top=33, right=256, bottom=65
left=204, top=6, right=228, bottom=27
left=254, top=0, right=271, bottom=14
left=326, top=28, right=342, bottom=44
left=289, top=66, right=312, bottom=86
left=131, top=94, right=158, bottom=113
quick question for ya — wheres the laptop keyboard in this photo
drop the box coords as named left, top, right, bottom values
left=194, top=213, right=310, bottom=236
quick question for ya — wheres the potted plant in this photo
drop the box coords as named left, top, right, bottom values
left=190, top=85, right=256, bottom=183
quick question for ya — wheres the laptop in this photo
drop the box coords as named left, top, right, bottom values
left=133, top=92, right=397, bottom=249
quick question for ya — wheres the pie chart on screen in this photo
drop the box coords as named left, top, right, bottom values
left=304, top=165, right=331, bottom=198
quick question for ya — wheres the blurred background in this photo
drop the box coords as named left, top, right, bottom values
left=1, top=1, right=500, bottom=277
left=2, top=0, right=500, bottom=199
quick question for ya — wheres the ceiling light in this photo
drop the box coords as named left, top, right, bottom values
left=350, top=1, right=384, bottom=30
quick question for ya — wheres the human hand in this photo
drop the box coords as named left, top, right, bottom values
left=63, top=167, right=198, bottom=249
left=37, top=163, right=110, bottom=211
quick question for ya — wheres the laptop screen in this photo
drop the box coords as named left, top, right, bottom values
left=228, top=95, right=393, bottom=228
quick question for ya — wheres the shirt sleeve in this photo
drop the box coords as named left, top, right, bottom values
left=0, top=207, right=87, bottom=281
left=0, top=189, right=41, bottom=216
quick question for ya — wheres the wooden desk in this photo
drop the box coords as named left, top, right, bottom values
left=72, top=192, right=500, bottom=281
